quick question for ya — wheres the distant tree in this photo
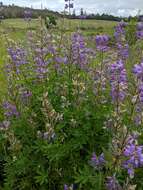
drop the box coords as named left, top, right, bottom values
left=80, top=8, right=84, bottom=16
left=0, top=2, right=3, bottom=7
left=72, top=9, right=76, bottom=17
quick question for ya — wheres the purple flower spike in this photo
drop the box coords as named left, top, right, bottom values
left=136, top=22, right=143, bottom=39
left=90, top=152, right=105, bottom=169
left=64, top=184, right=68, bottom=190
left=106, top=176, right=121, bottom=190
left=3, top=101, right=19, bottom=118
left=110, top=60, right=127, bottom=102
left=123, top=134, right=143, bottom=178
left=114, top=22, right=127, bottom=42
left=95, top=35, right=110, bottom=52
left=71, top=33, right=93, bottom=70
left=24, top=10, right=32, bottom=21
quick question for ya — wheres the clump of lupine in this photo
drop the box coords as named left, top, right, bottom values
left=1, top=19, right=143, bottom=190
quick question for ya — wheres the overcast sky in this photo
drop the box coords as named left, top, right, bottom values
left=2, top=0, right=143, bottom=17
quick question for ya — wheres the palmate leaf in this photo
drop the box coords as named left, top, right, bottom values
left=34, top=169, right=48, bottom=186
left=75, top=165, right=105, bottom=190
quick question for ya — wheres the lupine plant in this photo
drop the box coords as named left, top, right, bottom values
left=1, top=11, right=143, bottom=190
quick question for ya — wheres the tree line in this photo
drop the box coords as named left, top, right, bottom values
left=0, top=2, right=143, bottom=22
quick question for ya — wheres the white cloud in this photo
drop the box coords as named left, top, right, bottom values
left=2, top=0, right=143, bottom=16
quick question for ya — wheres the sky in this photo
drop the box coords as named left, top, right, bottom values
left=2, top=0, right=143, bottom=17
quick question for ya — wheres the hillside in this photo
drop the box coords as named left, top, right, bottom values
left=0, top=4, right=61, bottom=19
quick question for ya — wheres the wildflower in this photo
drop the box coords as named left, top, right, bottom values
left=8, top=47, right=28, bottom=74
left=110, top=60, right=127, bottom=102
left=64, top=184, right=75, bottom=190
left=133, top=62, right=143, bottom=80
left=136, top=22, right=143, bottom=39
left=24, top=9, right=32, bottom=21
left=3, top=101, right=19, bottom=118
left=136, top=31, right=143, bottom=39
left=133, top=63, right=143, bottom=102
left=64, top=184, right=68, bottom=190
left=90, top=152, right=105, bottom=169
left=117, top=43, right=129, bottom=59
left=21, top=90, right=32, bottom=98
left=79, top=15, right=87, bottom=19
left=114, top=22, right=127, bottom=42
left=137, top=22, right=143, bottom=31
left=95, top=35, right=110, bottom=52
left=133, top=62, right=143, bottom=124
left=65, top=0, right=74, bottom=10
left=19, top=89, right=32, bottom=104
left=34, top=56, right=49, bottom=79
left=123, top=134, right=143, bottom=178
left=71, top=33, right=94, bottom=70
left=65, top=4, right=69, bottom=9
left=55, top=56, right=68, bottom=64
left=71, top=33, right=87, bottom=68
left=106, top=176, right=122, bottom=190
left=69, top=3, right=74, bottom=8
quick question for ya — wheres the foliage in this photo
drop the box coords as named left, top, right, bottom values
left=44, top=16, right=57, bottom=29
left=0, top=15, right=143, bottom=190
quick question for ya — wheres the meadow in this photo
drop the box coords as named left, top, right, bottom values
left=0, top=15, right=143, bottom=190
left=0, top=18, right=117, bottom=96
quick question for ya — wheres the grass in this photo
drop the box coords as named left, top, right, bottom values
left=59, top=19, right=117, bottom=34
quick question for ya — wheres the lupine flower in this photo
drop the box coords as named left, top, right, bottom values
left=65, top=0, right=74, bottom=10
left=3, top=101, right=19, bottom=118
left=79, top=15, right=87, bottom=19
left=21, top=90, right=32, bottom=98
left=65, top=4, right=69, bottom=9
left=90, top=152, right=105, bottom=169
left=114, top=22, right=127, bottom=42
left=71, top=33, right=92, bottom=69
left=137, top=23, right=143, bottom=31
left=24, top=10, right=32, bottom=21
left=136, top=22, right=143, bottom=39
left=64, top=184, right=68, bottom=190
left=55, top=56, right=68, bottom=64
left=133, top=62, right=143, bottom=124
left=138, top=83, right=143, bottom=102
left=114, top=22, right=128, bottom=61
left=7, top=47, right=28, bottom=75
left=64, top=184, right=77, bottom=190
left=95, top=35, right=109, bottom=52
left=117, top=43, right=129, bottom=59
left=95, top=35, right=110, bottom=52
left=37, top=130, right=56, bottom=142
left=20, top=89, right=32, bottom=104
left=136, top=31, right=143, bottom=39
left=69, top=3, right=74, bottom=8
left=133, top=62, right=143, bottom=80
left=106, top=176, right=121, bottom=190
left=35, top=57, right=49, bottom=79
left=110, top=60, right=127, bottom=102
left=123, top=134, right=143, bottom=178
left=34, top=47, right=50, bottom=79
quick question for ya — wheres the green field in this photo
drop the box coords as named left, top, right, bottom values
left=1, top=18, right=117, bottom=34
